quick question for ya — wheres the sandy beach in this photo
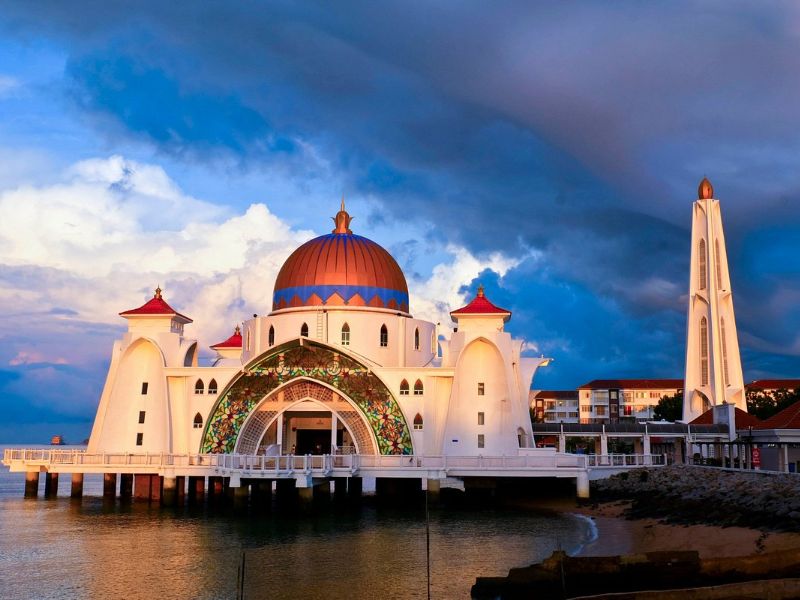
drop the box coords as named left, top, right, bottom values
left=573, top=500, right=800, bottom=558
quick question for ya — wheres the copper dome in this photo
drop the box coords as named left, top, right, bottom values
left=272, top=204, right=409, bottom=313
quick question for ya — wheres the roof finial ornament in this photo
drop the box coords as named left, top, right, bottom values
left=234, top=324, right=241, bottom=335
left=332, top=196, right=353, bottom=234
left=154, top=285, right=162, bottom=299
left=698, top=176, right=714, bottom=200
left=477, top=284, right=485, bottom=297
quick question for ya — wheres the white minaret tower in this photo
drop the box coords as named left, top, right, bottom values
left=682, top=178, right=746, bottom=421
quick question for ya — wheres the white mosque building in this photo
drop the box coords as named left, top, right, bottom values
left=87, top=202, right=551, bottom=460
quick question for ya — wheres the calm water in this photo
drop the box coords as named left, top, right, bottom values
left=0, top=446, right=593, bottom=599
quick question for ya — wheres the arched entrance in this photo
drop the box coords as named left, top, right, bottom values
left=234, top=379, right=378, bottom=455
left=200, top=339, right=413, bottom=455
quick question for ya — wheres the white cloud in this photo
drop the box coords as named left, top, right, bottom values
left=409, top=244, right=525, bottom=330
left=9, top=350, right=68, bottom=366
left=0, top=154, right=525, bottom=368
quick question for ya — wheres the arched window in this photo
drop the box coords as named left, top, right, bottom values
left=400, top=379, right=410, bottom=395
left=208, top=379, right=218, bottom=395
left=380, top=324, right=388, bottom=347
left=414, top=327, right=420, bottom=351
left=194, top=379, right=204, bottom=395
left=700, top=316, right=709, bottom=386
left=268, top=325, right=275, bottom=347
left=414, top=379, right=424, bottom=395
left=715, top=239, right=723, bottom=290
left=193, top=413, right=203, bottom=429
left=341, top=322, right=350, bottom=346
left=300, top=323, right=309, bottom=337
left=698, top=239, right=707, bottom=291
left=721, top=317, right=729, bottom=386
left=413, top=413, right=423, bottom=430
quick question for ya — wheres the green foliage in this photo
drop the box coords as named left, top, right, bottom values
left=653, top=392, right=683, bottom=422
left=746, top=388, right=800, bottom=421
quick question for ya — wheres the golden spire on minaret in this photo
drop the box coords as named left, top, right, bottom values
left=698, top=177, right=714, bottom=200
left=332, top=196, right=353, bottom=234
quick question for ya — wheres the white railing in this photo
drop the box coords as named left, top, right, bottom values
left=4, top=448, right=667, bottom=474
left=585, top=453, right=666, bottom=467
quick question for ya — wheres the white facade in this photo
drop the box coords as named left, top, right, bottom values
left=88, top=225, right=550, bottom=459
left=682, top=179, right=746, bottom=421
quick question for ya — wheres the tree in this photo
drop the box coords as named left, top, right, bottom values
left=746, top=388, right=800, bottom=421
left=653, top=392, right=683, bottom=422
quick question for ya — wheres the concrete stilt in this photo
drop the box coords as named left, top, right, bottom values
left=298, top=486, right=314, bottom=511
left=333, top=478, right=348, bottom=502
left=103, top=473, right=117, bottom=501
left=70, top=473, right=84, bottom=499
left=44, top=472, right=59, bottom=498
left=234, top=483, right=249, bottom=511
left=576, top=472, right=590, bottom=499
left=134, top=474, right=153, bottom=501
left=208, top=476, right=224, bottom=504
left=149, top=475, right=162, bottom=503
left=25, top=471, right=40, bottom=499
left=348, top=477, right=363, bottom=502
left=188, top=476, right=205, bottom=504
left=312, top=480, right=331, bottom=505
left=252, top=480, right=272, bottom=511
left=426, top=478, right=441, bottom=504
left=120, top=474, right=133, bottom=501
left=275, top=479, right=296, bottom=508
left=162, top=476, right=178, bottom=507
left=176, top=476, right=185, bottom=505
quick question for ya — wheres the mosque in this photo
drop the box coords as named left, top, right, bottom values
left=87, top=201, right=551, bottom=460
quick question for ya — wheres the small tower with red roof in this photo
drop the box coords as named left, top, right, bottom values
left=210, top=325, right=243, bottom=366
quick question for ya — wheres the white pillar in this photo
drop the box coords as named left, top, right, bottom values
left=600, top=435, right=608, bottom=456
left=576, top=472, right=590, bottom=499
left=277, top=413, right=284, bottom=452
left=783, top=444, right=789, bottom=473
left=643, top=434, right=651, bottom=465
left=330, top=413, right=338, bottom=453
left=558, top=434, right=566, bottom=453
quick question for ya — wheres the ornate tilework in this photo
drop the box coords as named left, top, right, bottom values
left=200, top=340, right=413, bottom=455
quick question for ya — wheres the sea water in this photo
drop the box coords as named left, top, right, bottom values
left=0, top=446, right=593, bottom=599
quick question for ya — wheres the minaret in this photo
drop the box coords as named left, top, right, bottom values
left=682, top=178, right=746, bottom=421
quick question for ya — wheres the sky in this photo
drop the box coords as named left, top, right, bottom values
left=0, top=1, right=798, bottom=443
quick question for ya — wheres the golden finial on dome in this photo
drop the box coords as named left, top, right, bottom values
left=154, top=285, right=162, bottom=299
left=332, top=196, right=353, bottom=234
left=698, top=177, right=714, bottom=200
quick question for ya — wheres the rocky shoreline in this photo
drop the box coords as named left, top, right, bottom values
left=591, top=465, right=800, bottom=531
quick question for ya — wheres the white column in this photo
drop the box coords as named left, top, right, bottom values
left=643, top=434, right=651, bottom=465
left=277, top=413, right=284, bottom=452
left=330, top=413, right=338, bottom=453
left=783, top=444, right=789, bottom=473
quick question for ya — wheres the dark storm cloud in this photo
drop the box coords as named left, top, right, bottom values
left=2, top=0, right=799, bottom=383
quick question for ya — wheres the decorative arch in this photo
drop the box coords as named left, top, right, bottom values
left=193, top=413, right=203, bottom=429
left=341, top=322, right=350, bottom=346
left=183, top=342, right=198, bottom=367
left=413, top=379, right=424, bottom=395
left=698, top=239, right=707, bottom=291
left=399, top=379, right=410, bottom=395
left=234, top=380, right=377, bottom=455
left=380, top=324, right=388, bottom=347
left=413, top=413, right=423, bottom=430
left=194, top=379, right=204, bottom=394
left=200, top=339, right=413, bottom=455
left=300, top=323, right=309, bottom=337
left=208, top=379, right=218, bottom=394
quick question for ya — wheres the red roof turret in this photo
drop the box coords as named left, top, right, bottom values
left=450, top=285, right=511, bottom=322
left=211, top=325, right=243, bottom=350
left=119, top=287, right=192, bottom=323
